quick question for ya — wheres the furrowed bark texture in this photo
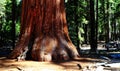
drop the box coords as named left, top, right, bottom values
left=8, top=0, right=79, bottom=61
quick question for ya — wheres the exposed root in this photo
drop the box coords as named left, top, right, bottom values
left=8, top=47, right=23, bottom=59
left=31, top=35, right=79, bottom=61
left=17, top=47, right=28, bottom=61
left=8, top=35, right=79, bottom=62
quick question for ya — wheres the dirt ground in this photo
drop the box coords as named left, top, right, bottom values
left=0, top=57, right=102, bottom=71
left=0, top=43, right=120, bottom=71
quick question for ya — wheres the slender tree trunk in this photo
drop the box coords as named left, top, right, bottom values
left=102, top=0, right=106, bottom=41
left=11, top=0, right=16, bottom=48
left=89, top=0, right=97, bottom=53
left=113, top=15, right=117, bottom=41
left=8, top=0, right=79, bottom=61
left=95, top=0, right=98, bottom=48
left=105, top=0, right=110, bottom=43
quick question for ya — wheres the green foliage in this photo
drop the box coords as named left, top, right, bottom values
left=65, top=0, right=68, bottom=3
left=66, top=0, right=120, bottom=45
left=78, top=27, right=84, bottom=42
left=0, top=0, right=21, bottom=46
left=66, top=0, right=89, bottom=46
left=0, top=0, right=12, bottom=45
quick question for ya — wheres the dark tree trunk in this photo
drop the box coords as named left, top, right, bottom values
left=89, top=0, right=97, bottom=53
left=8, top=0, right=79, bottom=61
left=105, top=0, right=110, bottom=43
left=11, top=0, right=16, bottom=48
left=84, top=24, right=88, bottom=44
left=95, top=0, right=98, bottom=48
left=102, top=0, right=106, bottom=41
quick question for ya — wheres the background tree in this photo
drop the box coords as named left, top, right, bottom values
left=89, top=0, right=97, bottom=53
left=11, top=0, right=16, bottom=48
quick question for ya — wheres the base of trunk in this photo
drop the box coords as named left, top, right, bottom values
left=8, top=35, right=79, bottom=61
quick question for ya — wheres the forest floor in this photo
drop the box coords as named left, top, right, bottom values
left=0, top=56, right=120, bottom=71
left=0, top=57, right=100, bottom=71
left=0, top=42, right=120, bottom=71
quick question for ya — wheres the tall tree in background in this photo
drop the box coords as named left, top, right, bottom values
left=8, top=0, right=79, bottom=61
left=105, top=0, right=111, bottom=43
left=11, top=0, right=16, bottom=48
left=95, top=0, right=98, bottom=46
left=89, top=0, right=97, bottom=53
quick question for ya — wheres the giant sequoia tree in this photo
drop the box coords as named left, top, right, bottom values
left=8, top=0, right=79, bottom=61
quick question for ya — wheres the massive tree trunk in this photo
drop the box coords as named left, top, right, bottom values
left=8, top=0, right=79, bottom=61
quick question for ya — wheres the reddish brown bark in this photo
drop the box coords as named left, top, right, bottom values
left=8, top=0, right=79, bottom=61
